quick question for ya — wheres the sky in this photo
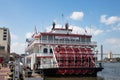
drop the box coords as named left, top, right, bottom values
left=0, top=0, right=120, bottom=57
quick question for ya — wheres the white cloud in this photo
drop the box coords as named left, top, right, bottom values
left=83, top=27, right=103, bottom=36
left=70, top=25, right=85, bottom=34
left=71, top=26, right=103, bottom=36
left=11, top=32, right=33, bottom=54
left=112, top=23, right=120, bottom=31
left=25, top=32, right=33, bottom=38
left=105, top=38, right=120, bottom=44
left=11, top=42, right=25, bottom=54
left=100, top=15, right=120, bottom=25
left=105, top=38, right=120, bottom=51
left=11, top=33, right=18, bottom=40
left=70, top=11, right=84, bottom=20
left=93, top=29, right=103, bottom=36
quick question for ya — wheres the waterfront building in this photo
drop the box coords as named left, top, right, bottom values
left=0, top=27, right=10, bottom=63
left=107, top=51, right=113, bottom=59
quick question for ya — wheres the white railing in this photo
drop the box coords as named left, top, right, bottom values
left=39, top=40, right=97, bottom=46
left=26, top=39, right=97, bottom=51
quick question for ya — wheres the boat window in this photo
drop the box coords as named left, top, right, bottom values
left=86, top=38, right=91, bottom=42
left=48, top=36, right=53, bottom=40
left=43, top=48, right=48, bottom=53
left=50, top=48, right=53, bottom=54
left=42, top=35, right=47, bottom=40
left=81, top=38, right=85, bottom=42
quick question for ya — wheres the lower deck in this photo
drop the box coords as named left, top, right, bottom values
left=35, top=67, right=103, bottom=77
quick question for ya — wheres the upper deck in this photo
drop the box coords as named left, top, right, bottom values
left=25, top=23, right=97, bottom=51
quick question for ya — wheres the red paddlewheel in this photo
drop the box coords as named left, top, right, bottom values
left=65, top=70, right=69, bottom=74
left=76, top=62, right=81, bottom=67
left=67, top=70, right=74, bottom=75
left=73, top=48, right=79, bottom=53
left=75, top=70, right=80, bottom=75
left=56, top=57, right=61, bottom=60
left=81, top=70, right=88, bottom=74
left=82, top=62, right=88, bottom=68
left=59, top=47, right=66, bottom=52
left=69, top=62, right=74, bottom=66
left=79, top=70, right=82, bottom=74
left=69, top=57, right=74, bottom=60
left=55, top=47, right=59, bottom=52
left=75, top=56, right=81, bottom=60
left=90, top=62, right=95, bottom=67
left=57, top=70, right=66, bottom=75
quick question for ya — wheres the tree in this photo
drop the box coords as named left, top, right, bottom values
left=116, top=57, right=120, bottom=62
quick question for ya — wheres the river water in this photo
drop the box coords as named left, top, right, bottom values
left=97, top=62, right=120, bottom=80
left=46, top=63, right=120, bottom=80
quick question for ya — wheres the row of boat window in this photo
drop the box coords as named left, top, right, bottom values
left=43, top=48, right=53, bottom=54
left=42, top=36, right=91, bottom=42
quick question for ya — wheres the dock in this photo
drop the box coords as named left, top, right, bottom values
left=0, top=65, right=44, bottom=80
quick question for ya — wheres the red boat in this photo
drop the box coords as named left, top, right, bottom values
left=25, top=22, right=103, bottom=76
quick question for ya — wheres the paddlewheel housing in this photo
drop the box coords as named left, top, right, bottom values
left=54, top=46, right=96, bottom=75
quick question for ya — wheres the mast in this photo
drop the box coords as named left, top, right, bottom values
left=101, top=45, right=103, bottom=62
left=34, top=26, right=37, bottom=34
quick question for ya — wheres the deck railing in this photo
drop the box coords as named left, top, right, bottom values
left=26, top=39, right=97, bottom=51
left=38, top=40, right=97, bottom=46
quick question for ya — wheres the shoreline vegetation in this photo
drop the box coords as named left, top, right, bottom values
left=103, top=57, right=120, bottom=62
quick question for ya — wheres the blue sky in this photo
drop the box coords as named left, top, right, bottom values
left=0, top=0, right=120, bottom=57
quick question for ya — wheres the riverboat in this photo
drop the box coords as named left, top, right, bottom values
left=25, top=22, right=103, bottom=76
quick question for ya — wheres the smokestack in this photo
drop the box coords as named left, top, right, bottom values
left=65, top=23, right=69, bottom=30
left=52, top=22, right=55, bottom=30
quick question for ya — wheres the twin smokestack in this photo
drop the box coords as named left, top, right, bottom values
left=52, top=22, right=69, bottom=30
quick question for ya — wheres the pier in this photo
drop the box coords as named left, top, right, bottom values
left=8, top=58, right=44, bottom=80
left=9, top=65, right=44, bottom=80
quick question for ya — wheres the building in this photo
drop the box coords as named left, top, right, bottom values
left=0, top=27, right=10, bottom=63
left=108, top=51, right=113, bottom=59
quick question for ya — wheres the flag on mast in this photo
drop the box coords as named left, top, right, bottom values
left=34, top=26, right=37, bottom=34
left=62, top=14, right=64, bottom=28
left=85, top=29, right=87, bottom=33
